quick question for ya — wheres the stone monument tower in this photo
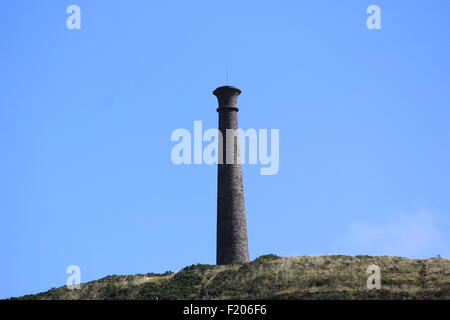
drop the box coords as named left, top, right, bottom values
left=213, top=85, right=250, bottom=265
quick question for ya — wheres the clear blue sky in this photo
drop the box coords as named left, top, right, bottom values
left=1, top=0, right=450, bottom=299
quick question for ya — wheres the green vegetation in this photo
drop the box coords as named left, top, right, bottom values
left=12, top=255, right=450, bottom=300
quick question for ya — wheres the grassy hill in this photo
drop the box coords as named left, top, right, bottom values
left=13, top=255, right=450, bottom=300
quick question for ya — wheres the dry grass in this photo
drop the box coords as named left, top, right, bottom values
left=13, top=255, right=450, bottom=300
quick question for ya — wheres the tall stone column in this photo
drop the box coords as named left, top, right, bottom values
left=213, top=86, right=249, bottom=265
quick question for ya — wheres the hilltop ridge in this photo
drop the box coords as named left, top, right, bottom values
left=13, top=255, right=450, bottom=300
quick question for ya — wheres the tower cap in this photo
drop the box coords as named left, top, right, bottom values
left=213, top=86, right=242, bottom=97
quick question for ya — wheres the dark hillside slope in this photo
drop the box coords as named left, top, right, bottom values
left=15, top=255, right=450, bottom=300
